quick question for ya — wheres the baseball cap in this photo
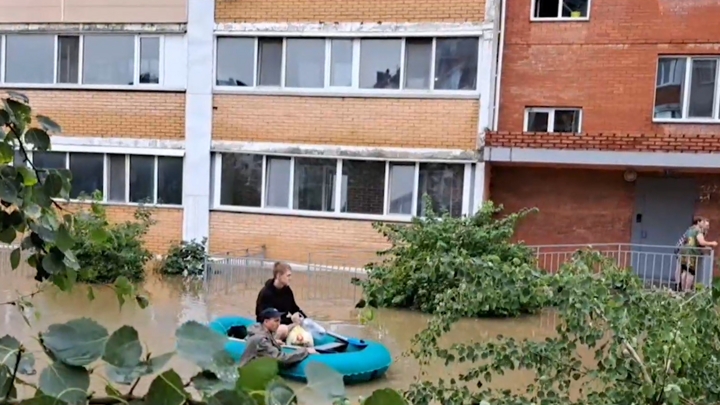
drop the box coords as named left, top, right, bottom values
left=259, top=308, right=282, bottom=321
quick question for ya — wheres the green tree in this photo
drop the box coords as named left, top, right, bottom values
left=406, top=250, right=720, bottom=405
left=357, top=200, right=550, bottom=318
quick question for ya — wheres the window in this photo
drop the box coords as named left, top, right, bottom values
left=532, top=0, right=590, bottom=19
left=0, top=34, right=164, bottom=86
left=215, top=36, right=480, bottom=93
left=654, top=57, right=720, bottom=121
left=29, top=152, right=183, bottom=206
left=215, top=153, right=471, bottom=219
left=524, top=108, right=582, bottom=133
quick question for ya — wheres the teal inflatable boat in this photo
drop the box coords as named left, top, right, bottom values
left=209, top=316, right=392, bottom=384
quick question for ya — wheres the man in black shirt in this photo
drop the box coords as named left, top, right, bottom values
left=255, top=262, right=307, bottom=341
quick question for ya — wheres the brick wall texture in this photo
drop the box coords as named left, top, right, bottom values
left=489, top=0, right=720, bottom=152
left=213, top=95, right=479, bottom=150
left=24, top=90, right=185, bottom=140
left=215, top=0, right=486, bottom=23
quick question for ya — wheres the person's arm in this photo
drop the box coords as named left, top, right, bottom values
left=255, top=289, right=272, bottom=321
left=256, top=336, right=309, bottom=366
left=286, top=288, right=307, bottom=318
left=697, top=233, right=718, bottom=247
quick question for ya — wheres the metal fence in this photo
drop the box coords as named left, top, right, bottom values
left=530, top=243, right=715, bottom=289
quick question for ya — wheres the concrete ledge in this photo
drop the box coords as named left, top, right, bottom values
left=215, top=22, right=493, bottom=37
left=0, top=23, right=187, bottom=34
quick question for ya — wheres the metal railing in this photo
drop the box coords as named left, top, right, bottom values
left=529, top=243, right=715, bottom=289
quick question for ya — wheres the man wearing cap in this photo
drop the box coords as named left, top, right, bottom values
left=239, top=307, right=317, bottom=367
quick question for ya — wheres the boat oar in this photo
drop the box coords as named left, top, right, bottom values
left=303, top=318, right=368, bottom=348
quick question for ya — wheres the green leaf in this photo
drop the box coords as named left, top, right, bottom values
left=105, top=352, right=174, bottom=385
left=145, top=370, right=188, bottom=405
left=207, top=389, right=255, bottom=405
left=7, top=91, right=29, bottom=105
left=190, top=371, right=234, bottom=396
left=0, top=226, right=16, bottom=244
left=10, top=248, right=20, bottom=270
left=305, top=362, right=346, bottom=401
left=236, top=357, right=279, bottom=392
left=40, top=318, right=109, bottom=366
left=0, top=143, right=14, bottom=164
left=17, top=167, right=37, bottom=186
left=105, top=384, right=122, bottom=397
left=87, top=286, right=95, bottom=301
left=0, top=335, right=36, bottom=375
left=363, top=388, right=407, bottom=405
left=35, top=115, right=62, bottom=134
left=0, top=364, right=18, bottom=400
left=42, top=172, right=63, bottom=198
left=0, top=179, right=18, bottom=204
left=103, top=326, right=142, bottom=369
left=17, top=394, right=60, bottom=405
left=38, top=362, right=89, bottom=405
left=266, top=379, right=297, bottom=405
left=135, top=295, right=149, bottom=309
left=89, top=226, right=110, bottom=243
left=24, top=128, right=51, bottom=151
left=55, top=224, right=74, bottom=252
left=41, top=250, right=66, bottom=275
left=175, top=321, right=229, bottom=370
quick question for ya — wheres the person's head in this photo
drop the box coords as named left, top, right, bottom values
left=273, top=262, right=292, bottom=287
left=693, top=216, right=710, bottom=232
left=258, top=308, right=282, bottom=333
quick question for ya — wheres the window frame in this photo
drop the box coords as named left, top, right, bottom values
left=212, top=153, right=474, bottom=221
left=529, top=0, right=592, bottom=22
left=23, top=150, right=183, bottom=207
left=0, top=33, right=166, bottom=89
left=523, top=107, right=583, bottom=133
left=212, top=34, right=482, bottom=98
left=652, top=56, right=720, bottom=123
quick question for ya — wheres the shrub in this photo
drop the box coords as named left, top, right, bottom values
left=72, top=200, right=155, bottom=284
left=358, top=199, right=549, bottom=318
left=158, top=237, right=208, bottom=278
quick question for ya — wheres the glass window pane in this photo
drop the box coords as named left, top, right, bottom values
left=33, top=152, right=66, bottom=169
left=330, top=39, right=353, bottom=87
left=561, top=0, right=589, bottom=17
left=285, top=38, right=325, bottom=88
left=654, top=58, right=686, bottom=119
left=404, top=39, right=432, bottom=90
left=387, top=164, right=414, bottom=215
left=341, top=160, right=385, bottom=215
left=107, top=154, right=126, bottom=202
left=534, top=0, right=560, bottom=17
left=220, top=153, right=262, bottom=207
left=83, top=35, right=135, bottom=85
left=129, top=155, right=155, bottom=203
left=57, top=36, right=80, bottom=84
left=434, top=38, right=478, bottom=90
left=359, top=39, right=401, bottom=89
left=69, top=153, right=104, bottom=199
left=526, top=111, right=549, bottom=131
left=553, top=109, right=580, bottom=133
left=257, top=38, right=283, bottom=86
left=293, top=158, right=337, bottom=212
left=265, top=157, right=291, bottom=208
left=139, top=37, right=160, bottom=84
left=417, top=163, right=464, bottom=218
left=157, top=157, right=182, bottom=205
left=216, top=37, right=255, bottom=86
left=5, top=35, right=54, bottom=84
left=688, top=59, right=717, bottom=118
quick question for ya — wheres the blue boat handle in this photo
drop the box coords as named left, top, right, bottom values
left=327, top=331, right=368, bottom=348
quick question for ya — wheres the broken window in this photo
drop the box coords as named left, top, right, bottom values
left=533, top=0, right=590, bottom=19
left=525, top=108, right=582, bottom=133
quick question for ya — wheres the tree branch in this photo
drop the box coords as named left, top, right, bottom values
left=593, top=308, right=653, bottom=385
left=127, top=378, right=140, bottom=397
left=3, top=349, right=21, bottom=401
left=0, top=288, right=43, bottom=306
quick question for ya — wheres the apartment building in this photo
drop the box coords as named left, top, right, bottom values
left=484, top=0, right=720, bottom=277
left=3, top=0, right=499, bottom=261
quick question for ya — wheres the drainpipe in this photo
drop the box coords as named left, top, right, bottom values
left=491, top=0, right=507, bottom=132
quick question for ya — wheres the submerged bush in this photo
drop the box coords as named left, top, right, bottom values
left=158, top=237, right=208, bottom=278
left=358, top=200, right=549, bottom=318
left=72, top=200, right=155, bottom=284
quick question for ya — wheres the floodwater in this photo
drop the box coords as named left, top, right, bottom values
left=1, top=265, right=562, bottom=401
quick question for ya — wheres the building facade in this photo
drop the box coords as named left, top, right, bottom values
left=3, top=0, right=499, bottom=261
left=485, top=0, right=720, bottom=278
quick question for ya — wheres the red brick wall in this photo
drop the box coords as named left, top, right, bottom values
left=215, top=0, right=486, bottom=22
left=492, top=0, right=720, bottom=152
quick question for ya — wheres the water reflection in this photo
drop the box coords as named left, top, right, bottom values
left=1, top=268, right=562, bottom=399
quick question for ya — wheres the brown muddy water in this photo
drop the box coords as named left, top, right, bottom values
left=1, top=265, right=563, bottom=401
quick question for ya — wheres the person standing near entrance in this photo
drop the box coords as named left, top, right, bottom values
left=675, top=216, right=717, bottom=291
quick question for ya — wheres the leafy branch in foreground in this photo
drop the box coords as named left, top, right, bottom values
left=406, top=250, right=720, bottom=405
left=0, top=319, right=407, bottom=405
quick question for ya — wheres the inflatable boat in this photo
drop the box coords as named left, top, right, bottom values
left=209, top=315, right=392, bottom=384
